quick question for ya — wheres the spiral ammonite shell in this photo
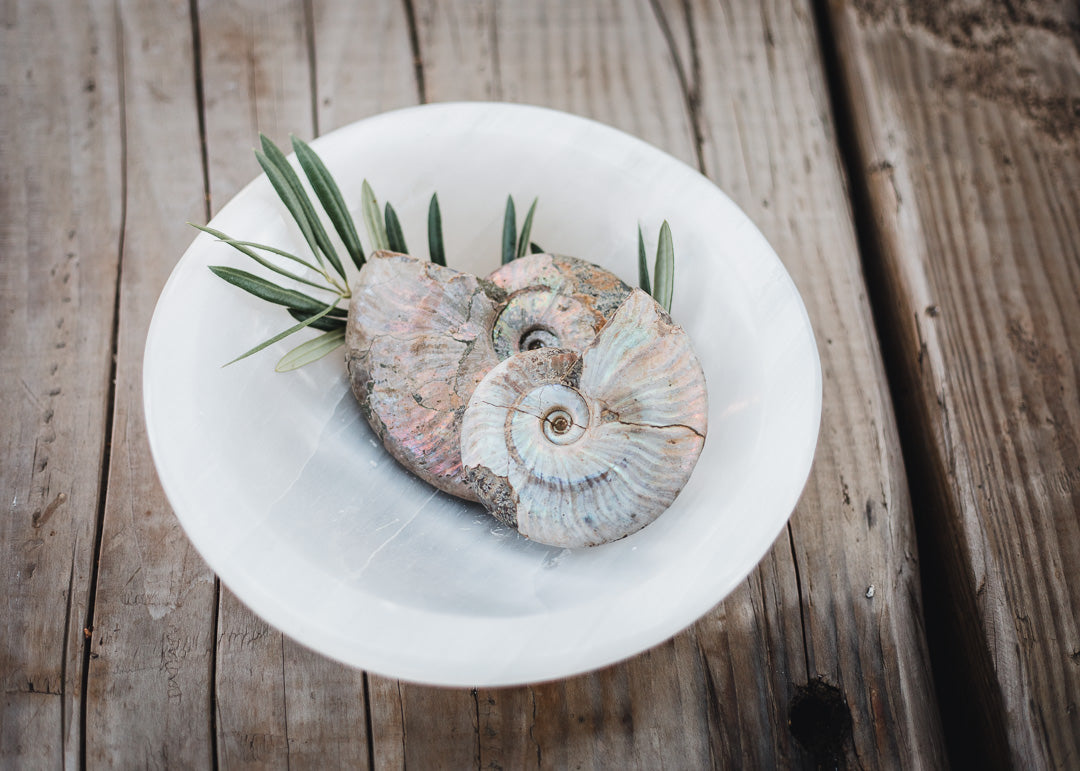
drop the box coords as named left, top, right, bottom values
left=486, top=254, right=631, bottom=361
left=460, top=289, right=708, bottom=548
left=346, top=251, right=635, bottom=500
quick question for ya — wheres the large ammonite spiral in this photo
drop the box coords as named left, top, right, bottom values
left=460, top=289, right=708, bottom=548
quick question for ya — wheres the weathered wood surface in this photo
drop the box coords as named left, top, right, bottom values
left=1, top=1, right=122, bottom=766
left=667, top=1, right=945, bottom=763
left=7, top=0, right=1076, bottom=767
left=320, top=0, right=945, bottom=767
left=197, top=1, right=378, bottom=766
left=80, top=0, right=218, bottom=766
left=826, top=1, right=1080, bottom=767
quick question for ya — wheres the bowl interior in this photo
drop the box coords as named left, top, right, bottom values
left=144, top=102, right=820, bottom=686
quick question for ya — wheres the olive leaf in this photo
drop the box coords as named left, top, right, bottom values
left=192, top=224, right=332, bottom=292
left=257, top=135, right=347, bottom=283
left=501, top=195, right=517, bottom=265
left=428, top=193, right=446, bottom=266
left=637, top=225, right=651, bottom=296
left=516, top=198, right=538, bottom=259
left=290, top=135, right=365, bottom=270
left=361, top=180, right=389, bottom=252
left=275, top=327, right=347, bottom=372
left=653, top=220, right=674, bottom=313
left=287, top=309, right=348, bottom=331
left=224, top=301, right=342, bottom=366
left=384, top=202, right=408, bottom=254
left=209, top=266, right=340, bottom=315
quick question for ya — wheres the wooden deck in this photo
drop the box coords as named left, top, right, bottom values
left=2, top=0, right=1077, bottom=767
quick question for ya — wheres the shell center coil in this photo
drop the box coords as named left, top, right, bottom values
left=521, top=326, right=560, bottom=351
left=542, top=407, right=580, bottom=444
left=515, top=383, right=590, bottom=453
left=491, top=289, right=601, bottom=360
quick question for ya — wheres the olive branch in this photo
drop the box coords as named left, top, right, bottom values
left=196, top=134, right=675, bottom=372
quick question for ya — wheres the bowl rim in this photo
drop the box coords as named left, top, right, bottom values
left=143, top=101, right=822, bottom=686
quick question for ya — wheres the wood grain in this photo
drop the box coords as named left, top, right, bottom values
left=8, top=0, right=1040, bottom=764
left=826, top=0, right=1080, bottom=766
left=215, top=591, right=370, bottom=769
left=0, top=0, right=122, bottom=766
left=313, top=0, right=946, bottom=766
left=669, top=0, right=948, bottom=764
left=311, top=0, right=418, bottom=131
left=195, top=1, right=374, bottom=765
left=82, top=0, right=217, bottom=765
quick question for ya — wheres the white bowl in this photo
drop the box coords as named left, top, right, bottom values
left=144, top=102, right=821, bottom=686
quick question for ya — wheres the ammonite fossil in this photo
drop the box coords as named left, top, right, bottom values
left=460, top=289, right=708, bottom=547
left=344, top=251, right=502, bottom=499
left=344, top=250, right=635, bottom=501
left=487, top=253, right=631, bottom=360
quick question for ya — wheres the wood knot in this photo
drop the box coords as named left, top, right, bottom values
left=788, top=678, right=853, bottom=764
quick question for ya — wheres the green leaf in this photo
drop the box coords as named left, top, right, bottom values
left=257, top=136, right=347, bottom=282
left=210, top=265, right=333, bottom=315
left=529, top=241, right=544, bottom=254
left=361, top=180, right=389, bottom=251
left=428, top=193, right=446, bottom=266
left=224, top=301, right=340, bottom=366
left=191, top=224, right=333, bottom=292
left=501, top=195, right=516, bottom=264
left=516, top=198, right=537, bottom=259
left=255, top=149, right=318, bottom=260
left=275, top=327, right=347, bottom=372
left=287, top=308, right=348, bottom=331
left=653, top=220, right=674, bottom=313
left=290, top=303, right=346, bottom=318
left=291, top=135, right=365, bottom=270
left=637, top=225, right=651, bottom=296
left=384, top=202, right=408, bottom=254
left=221, top=240, right=327, bottom=277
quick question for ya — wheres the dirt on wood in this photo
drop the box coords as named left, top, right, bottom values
left=851, top=0, right=1080, bottom=142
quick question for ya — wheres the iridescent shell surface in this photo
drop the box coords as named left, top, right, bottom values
left=345, top=251, right=503, bottom=499
left=460, top=289, right=708, bottom=548
left=346, top=252, right=633, bottom=500
left=486, top=254, right=631, bottom=360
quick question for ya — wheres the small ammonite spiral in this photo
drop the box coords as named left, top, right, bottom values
left=486, top=254, right=631, bottom=361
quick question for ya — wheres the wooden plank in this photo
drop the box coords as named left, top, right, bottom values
left=276, top=639, right=371, bottom=768
left=82, top=0, right=217, bottom=766
left=339, top=0, right=944, bottom=766
left=312, top=0, right=419, bottom=130
left=216, top=590, right=370, bottom=769
left=825, top=1, right=1080, bottom=766
left=196, top=4, right=313, bottom=768
left=367, top=676, right=479, bottom=769
left=664, top=0, right=947, bottom=764
left=0, top=0, right=122, bottom=766
left=215, top=591, right=290, bottom=770
left=349, top=2, right=718, bottom=768
left=194, top=1, right=374, bottom=766
left=414, top=0, right=699, bottom=150
left=199, top=0, right=314, bottom=210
